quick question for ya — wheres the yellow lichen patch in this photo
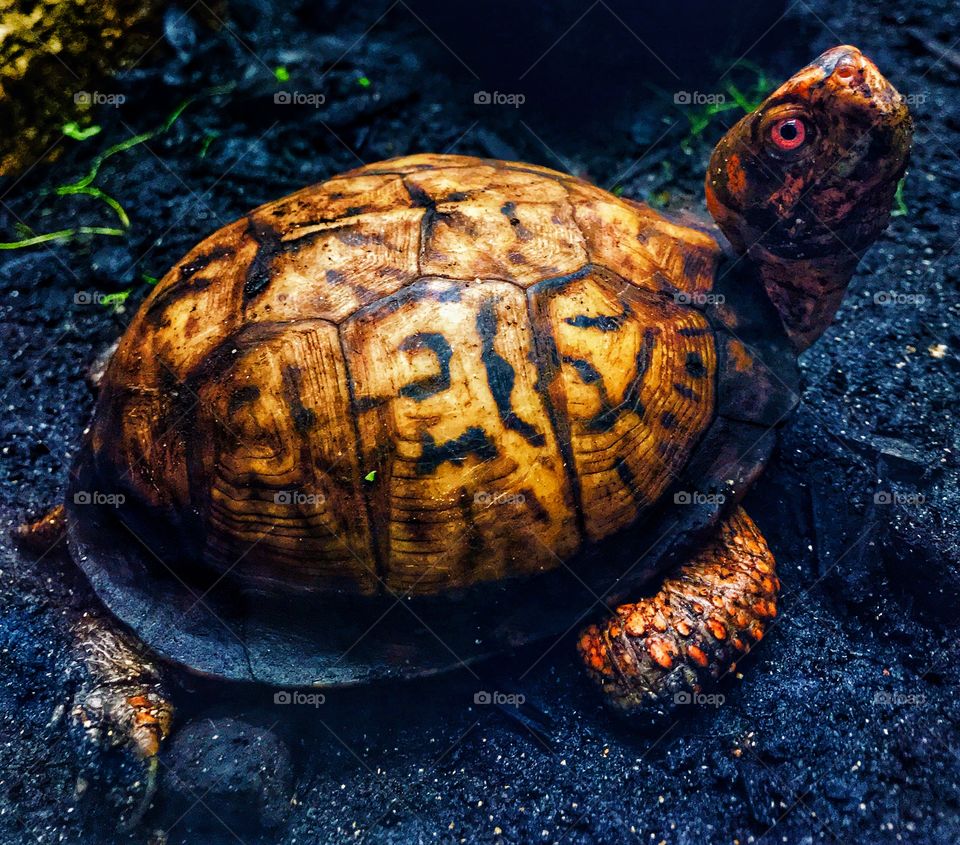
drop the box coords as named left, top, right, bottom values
left=341, top=279, right=579, bottom=593
left=566, top=182, right=721, bottom=296
left=243, top=207, right=424, bottom=325
left=529, top=269, right=715, bottom=542
left=192, top=320, right=378, bottom=594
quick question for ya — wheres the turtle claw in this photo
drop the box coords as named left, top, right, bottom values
left=72, top=680, right=173, bottom=761
left=13, top=504, right=67, bottom=555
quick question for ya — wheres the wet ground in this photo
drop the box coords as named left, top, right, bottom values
left=0, top=0, right=958, bottom=842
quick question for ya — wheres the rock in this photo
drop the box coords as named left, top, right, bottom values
left=162, top=717, right=293, bottom=830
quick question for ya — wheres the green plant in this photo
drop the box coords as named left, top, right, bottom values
left=62, top=122, right=103, bottom=141
left=891, top=175, right=909, bottom=217
left=677, top=59, right=772, bottom=153
left=98, top=289, right=131, bottom=312
left=0, top=84, right=233, bottom=251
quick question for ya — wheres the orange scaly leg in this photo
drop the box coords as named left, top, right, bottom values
left=578, top=507, right=779, bottom=716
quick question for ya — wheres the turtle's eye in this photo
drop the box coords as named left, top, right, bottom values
left=769, top=117, right=807, bottom=151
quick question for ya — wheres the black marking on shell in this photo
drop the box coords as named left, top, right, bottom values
left=403, top=180, right=435, bottom=209
left=562, top=356, right=602, bottom=384
left=416, top=427, right=497, bottom=476
left=614, top=458, right=644, bottom=506
left=685, top=351, right=708, bottom=378
left=244, top=217, right=283, bottom=300
left=500, top=201, right=532, bottom=240
left=179, top=245, right=234, bottom=282
left=398, top=332, right=453, bottom=401
left=476, top=298, right=544, bottom=446
left=525, top=283, right=587, bottom=541
left=281, top=365, right=317, bottom=435
left=564, top=310, right=628, bottom=332
left=143, top=245, right=237, bottom=326
left=145, top=276, right=215, bottom=326
left=436, top=286, right=462, bottom=303
left=518, top=487, right=550, bottom=523
left=586, top=328, right=655, bottom=432
left=228, top=385, right=261, bottom=417
left=636, top=328, right=656, bottom=381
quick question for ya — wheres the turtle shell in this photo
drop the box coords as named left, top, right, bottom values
left=66, top=154, right=799, bottom=686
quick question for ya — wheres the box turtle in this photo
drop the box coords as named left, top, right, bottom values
left=18, top=45, right=911, bottom=791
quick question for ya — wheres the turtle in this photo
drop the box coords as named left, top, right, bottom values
left=17, top=43, right=911, bottom=810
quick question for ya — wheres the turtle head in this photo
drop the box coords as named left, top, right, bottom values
left=705, top=45, right=913, bottom=351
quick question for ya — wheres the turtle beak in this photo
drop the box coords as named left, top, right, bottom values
left=815, top=45, right=913, bottom=172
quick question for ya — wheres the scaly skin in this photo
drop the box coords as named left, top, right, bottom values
left=705, top=45, right=912, bottom=351
left=578, top=508, right=778, bottom=716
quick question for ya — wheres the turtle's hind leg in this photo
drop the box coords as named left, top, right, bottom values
left=72, top=613, right=173, bottom=760
left=68, top=613, right=174, bottom=829
left=15, top=508, right=173, bottom=827
left=577, top=507, right=779, bottom=717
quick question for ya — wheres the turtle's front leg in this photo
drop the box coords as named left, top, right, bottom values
left=578, top=507, right=779, bottom=716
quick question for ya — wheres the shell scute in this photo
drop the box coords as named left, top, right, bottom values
left=340, top=278, right=580, bottom=592
left=528, top=267, right=715, bottom=542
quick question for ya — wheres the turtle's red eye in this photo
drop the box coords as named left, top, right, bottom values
left=770, top=117, right=807, bottom=151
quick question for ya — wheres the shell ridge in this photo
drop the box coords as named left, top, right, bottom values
left=335, top=322, right=389, bottom=590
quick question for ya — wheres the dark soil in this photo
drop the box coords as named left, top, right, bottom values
left=1, top=1, right=958, bottom=843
